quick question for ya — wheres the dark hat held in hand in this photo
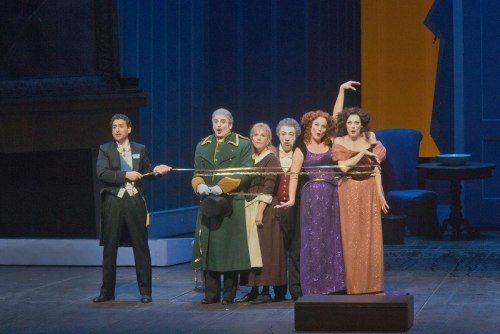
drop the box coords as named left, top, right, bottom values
left=200, top=194, right=232, bottom=218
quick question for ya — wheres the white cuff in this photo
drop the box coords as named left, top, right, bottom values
left=256, top=194, right=272, bottom=204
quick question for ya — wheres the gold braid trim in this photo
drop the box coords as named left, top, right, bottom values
left=192, top=165, right=376, bottom=177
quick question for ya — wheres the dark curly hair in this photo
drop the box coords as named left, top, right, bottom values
left=110, top=114, right=132, bottom=128
left=301, top=110, right=335, bottom=145
left=335, top=107, right=371, bottom=139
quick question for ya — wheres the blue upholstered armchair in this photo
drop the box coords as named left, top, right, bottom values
left=375, top=129, right=440, bottom=237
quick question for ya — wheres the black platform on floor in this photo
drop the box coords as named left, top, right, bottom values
left=295, top=293, right=413, bottom=332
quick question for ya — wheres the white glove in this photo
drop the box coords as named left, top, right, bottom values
left=196, top=184, right=210, bottom=196
left=209, top=185, right=223, bottom=196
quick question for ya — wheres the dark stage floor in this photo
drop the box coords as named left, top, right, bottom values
left=2, top=231, right=500, bottom=334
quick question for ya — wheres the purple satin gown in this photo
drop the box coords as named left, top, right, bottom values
left=300, top=147, right=346, bottom=294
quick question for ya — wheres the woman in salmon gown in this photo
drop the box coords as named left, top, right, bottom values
left=332, top=90, right=389, bottom=294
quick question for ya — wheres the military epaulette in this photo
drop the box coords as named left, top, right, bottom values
left=228, top=133, right=249, bottom=146
left=236, top=133, right=250, bottom=141
left=200, top=135, right=213, bottom=145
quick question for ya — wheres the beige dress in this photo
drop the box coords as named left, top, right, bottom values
left=332, top=142, right=386, bottom=294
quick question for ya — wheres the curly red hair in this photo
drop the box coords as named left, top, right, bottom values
left=301, top=110, right=335, bottom=145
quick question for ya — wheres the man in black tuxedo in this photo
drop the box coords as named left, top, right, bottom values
left=93, top=114, right=171, bottom=303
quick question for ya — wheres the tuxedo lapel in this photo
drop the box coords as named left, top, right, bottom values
left=109, top=142, right=121, bottom=170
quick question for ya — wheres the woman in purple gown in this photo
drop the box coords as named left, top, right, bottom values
left=276, top=110, right=345, bottom=295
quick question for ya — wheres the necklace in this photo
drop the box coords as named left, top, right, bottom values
left=117, top=144, right=130, bottom=157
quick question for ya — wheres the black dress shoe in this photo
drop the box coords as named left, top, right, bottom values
left=140, top=294, right=152, bottom=303
left=250, top=293, right=272, bottom=304
left=201, top=298, right=218, bottom=304
left=235, top=293, right=257, bottom=303
left=221, top=299, right=233, bottom=305
left=93, top=295, right=114, bottom=303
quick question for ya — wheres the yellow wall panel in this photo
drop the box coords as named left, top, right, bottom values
left=362, top=0, right=439, bottom=157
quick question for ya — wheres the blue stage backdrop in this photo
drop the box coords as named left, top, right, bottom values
left=117, top=0, right=361, bottom=213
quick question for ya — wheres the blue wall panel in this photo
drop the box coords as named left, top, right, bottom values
left=463, top=0, right=500, bottom=228
left=426, top=0, right=500, bottom=228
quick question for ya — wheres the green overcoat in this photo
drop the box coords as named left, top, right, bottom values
left=191, top=132, right=253, bottom=272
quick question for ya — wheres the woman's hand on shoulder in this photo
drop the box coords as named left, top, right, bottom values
left=333, top=136, right=343, bottom=144
left=363, top=149, right=376, bottom=157
left=368, top=131, right=377, bottom=144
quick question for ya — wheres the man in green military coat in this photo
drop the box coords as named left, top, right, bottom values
left=191, top=108, right=253, bottom=305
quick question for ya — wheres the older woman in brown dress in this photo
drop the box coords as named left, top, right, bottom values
left=236, top=123, right=287, bottom=303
